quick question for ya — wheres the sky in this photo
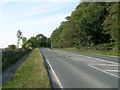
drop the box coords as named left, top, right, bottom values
left=0, top=1, right=80, bottom=48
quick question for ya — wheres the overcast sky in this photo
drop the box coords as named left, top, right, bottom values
left=0, top=1, right=80, bottom=48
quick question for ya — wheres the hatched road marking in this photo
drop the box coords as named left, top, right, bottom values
left=91, top=64, right=118, bottom=66
left=105, top=70, right=120, bottom=72
left=49, top=49, right=119, bottom=78
left=89, top=65, right=120, bottom=78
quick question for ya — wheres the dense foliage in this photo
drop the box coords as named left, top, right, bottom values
left=3, top=31, right=50, bottom=71
left=22, top=34, right=51, bottom=49
left=50, top=2, right=119, bottom=52
left=2, top=49, right=29, bottom=71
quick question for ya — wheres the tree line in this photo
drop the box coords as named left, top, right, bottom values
left=50, top=2, right=119, bottom=51
left=21, top=31, right=50, bottom=50
left=21, top=33, right=50, bottom=50
left=6, top=30, right=51, bottom=50
left=3, top=30, right=51, bottom=70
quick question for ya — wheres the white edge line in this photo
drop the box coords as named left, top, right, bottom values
left=89, top=65, right=120, bottom=78
left=45, top=57, right=63, bottom=88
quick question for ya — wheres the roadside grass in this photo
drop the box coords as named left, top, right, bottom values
left=54, top=48, right=119, bottom=57
left=3, top=48, right=51, bottom=88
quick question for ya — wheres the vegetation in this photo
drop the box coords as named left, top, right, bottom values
left=2, top=48, right=29, bottom=71
left=2, top=2, right=119, bottom=88
left=3, top=29, right=50, bottom=71
left=7, top=44, right=16, bottom=50
left=22, top=34, right=51, bottom=50
left=17, top=30, right=22, bottom=48
left=3, top=48, right=51, bottom=88
left=50, top=2, right=119, bottom=55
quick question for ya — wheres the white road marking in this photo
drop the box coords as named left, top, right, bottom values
left=57, top=53, right=63, bottom=56
left=89, top=65, right=120, bottom=78
left=65, top=55, right=78, bottom=61
left=50, top=49, right=119, bottom=78
left=61, top=50, right=118, bottom=64
left=53, top=49, right=118, bottom=64
left=93, top=58, right=118, bottom=64
left=90, top=64, right=118, bottom=66
left=87, top=57, right=94, bottom=59
left=74, top=59, right=78, bottom=61
left=105, top=70, right=120, bottom=72
left=79, top=55, right=118, bottom=64
left=78, top=55, right=82, bottom=56
left=45, top=56, right=63, bottom=88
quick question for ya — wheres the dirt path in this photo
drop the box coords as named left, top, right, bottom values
left=1, top=51, right=32, bottom=86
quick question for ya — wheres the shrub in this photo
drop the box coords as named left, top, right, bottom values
left=94, top=43, right=115, bottom=52
left=2, top=49, right=29, bottom=71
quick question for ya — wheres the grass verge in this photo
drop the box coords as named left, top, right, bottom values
left=3, top=48, right=51, bottom=88
left=54, top=48, right=119, bottom=57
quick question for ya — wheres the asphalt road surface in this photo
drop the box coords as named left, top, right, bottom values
left=40, top=48, right=119, bottom=88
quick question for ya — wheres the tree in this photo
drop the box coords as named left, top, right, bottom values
left=22, top=37, right=27, bottom=44
left=50, top=27, right=63, bottom=48
left=7, top=44, right=16, bottom=50
left=17, top=30, right=22, bottom=48
left=103, top=3, right=119, bottom=43
left=72, top=2, right=110, bottom=46
left=25, top=43, right=32, bottom=49
left=36, top=34, right=47, bottom=47
left=22, top=37, right=27, bottom=49
left=50, top=2, right=117, bottom=50
left=27, top=36, right=38, bottom=48
left=46, top=38, right=51, bottom=47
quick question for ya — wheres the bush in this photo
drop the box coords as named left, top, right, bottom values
left=93, top=43, right=115, bottom=52
left=2, top=49, right=29, bottom=71
left=75, top=42, right=115, bottom=52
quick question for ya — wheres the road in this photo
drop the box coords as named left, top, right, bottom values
left=40, top=48, right=119, bottom=88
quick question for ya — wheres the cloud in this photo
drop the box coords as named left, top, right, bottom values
left=0, top=12, right=69, bottom=42
left=21, top=13, right=68, bottom=26
left=0, top=13, right=67, bottom=48
left=20, top=6, right=72, bottom=19
left=0, top=2, right=78, bottom=48
left=0, top=13, right=66, bottom=30
left=1, top=2, right=76, bottom=26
